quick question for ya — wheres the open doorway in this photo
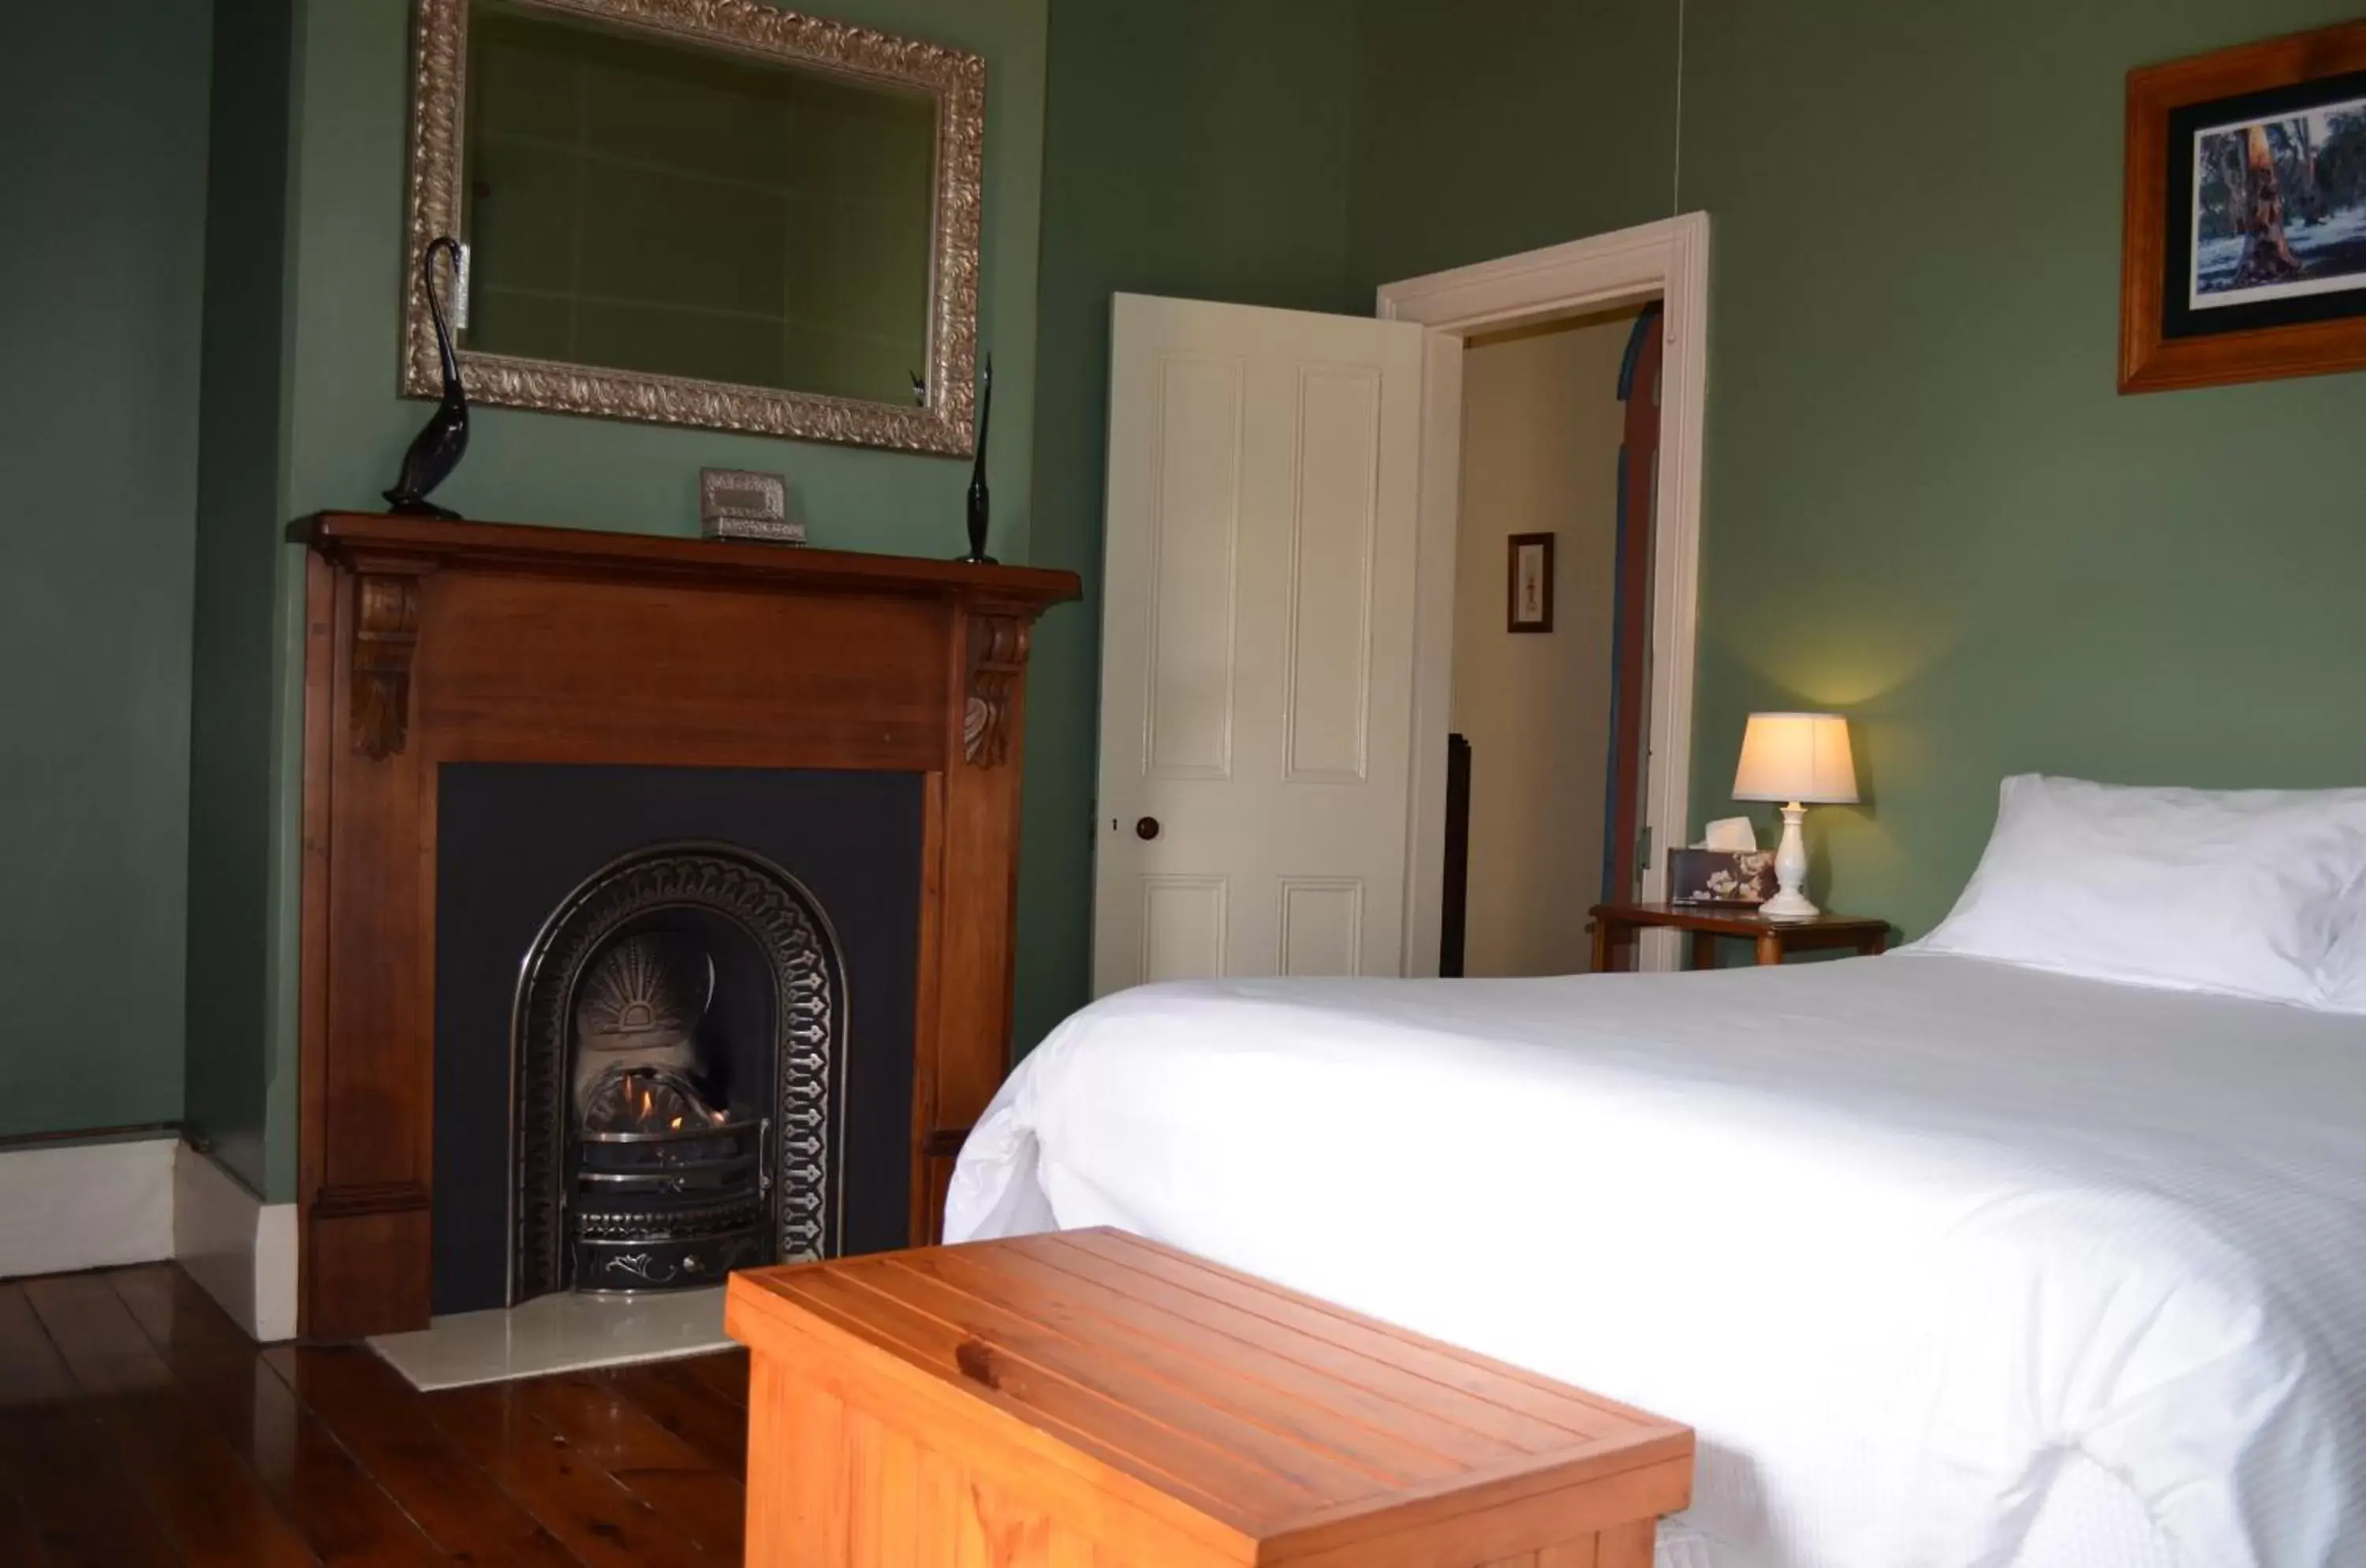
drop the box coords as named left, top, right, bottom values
left=1085, top=218, right=1706, bottom=993
left=1439, top=304, right=1659, bottom=976
left=1380, top=215, right=1710, bottom=976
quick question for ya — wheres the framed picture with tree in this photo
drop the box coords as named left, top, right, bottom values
left=2120, top=18, right=2366, bottom=392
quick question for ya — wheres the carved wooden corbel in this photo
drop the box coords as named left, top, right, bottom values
left=963, top=610, right=1031, bottom=767
left=352, top=572, right=423, bottom=758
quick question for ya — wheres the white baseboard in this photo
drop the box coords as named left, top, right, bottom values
left=174, top=1142, right=298, bottom=1342
left=0, top=1135, right=177, bottom=1279
left=0, top=1135, right=299, bottom=1342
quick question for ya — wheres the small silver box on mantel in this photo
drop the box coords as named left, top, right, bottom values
left=700, top=467, right=804, bottom=544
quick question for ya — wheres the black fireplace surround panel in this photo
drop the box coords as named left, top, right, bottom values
left=433, top=764, right=922, bottom=1315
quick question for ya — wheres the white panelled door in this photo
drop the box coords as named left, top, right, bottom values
left=1092, top=293, right=1427, bottom=995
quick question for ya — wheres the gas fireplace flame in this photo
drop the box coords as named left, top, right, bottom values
left=586, top=1066, right=730, bottom=1136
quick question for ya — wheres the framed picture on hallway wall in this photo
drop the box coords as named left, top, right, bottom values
left=1507, top=532, right=1554, bottom=633
left=2122, top=17, right=2366, bottom=392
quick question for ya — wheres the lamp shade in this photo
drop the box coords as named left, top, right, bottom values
left=1732, top=712, right=1858, bottom=804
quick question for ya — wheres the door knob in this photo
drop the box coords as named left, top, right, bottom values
left=1135, top=816, right=1161, bottom=841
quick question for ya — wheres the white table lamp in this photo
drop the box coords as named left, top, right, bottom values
left=1731, top=712, right=1857, bottom=920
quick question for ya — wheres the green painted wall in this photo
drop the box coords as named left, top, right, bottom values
left=185, top=0, right=297, bottom=1193
left=1349, top=0, right=1681, bottom=284
left=0, top=3, right=212, bottom=1139
left=1014, top=0, right=1367, bottom=1054
left=1678, top=0, right=2366, bottom=936
left=189, top=0, right=1048, bottom=1199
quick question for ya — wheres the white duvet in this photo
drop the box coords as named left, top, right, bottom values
left=946, top=954, right=2366, bottom=1568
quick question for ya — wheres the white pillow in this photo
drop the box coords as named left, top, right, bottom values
left=2313, top=870, right=2366, bottom=1014
left=1907, top=775, right=2366, bottom=1006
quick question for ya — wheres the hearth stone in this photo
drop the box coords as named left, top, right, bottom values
left=368, top=1286, right=731, bottom=1391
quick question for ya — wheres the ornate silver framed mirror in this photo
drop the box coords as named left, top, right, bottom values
left=401, top=0, right=983, bottom=455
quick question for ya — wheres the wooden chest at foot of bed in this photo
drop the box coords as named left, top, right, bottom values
left=726, top=1226, right=1693, bottom=1566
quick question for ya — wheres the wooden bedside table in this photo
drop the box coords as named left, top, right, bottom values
left=1589, top=901, right=1890, bottom=973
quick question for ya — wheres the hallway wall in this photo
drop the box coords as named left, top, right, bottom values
left=1451, top=312, right=1638, bottom=977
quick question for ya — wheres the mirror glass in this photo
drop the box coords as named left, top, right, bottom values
left=461, top=0, right=940, bottom=407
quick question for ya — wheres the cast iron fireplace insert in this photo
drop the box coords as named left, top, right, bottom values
left=512, top=845, right=840, bottom=1297
left=432, top=763, right=920, bottom=1315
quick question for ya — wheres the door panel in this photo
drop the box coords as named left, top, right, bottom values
left=1283, top=368, right=1381, bottom=784
left=1095, top=294, right=1425, bottom=995
left=1141, top=875, right=1228, bottom=983
left=1278, top=877, right=1365, bottom=977
left=1144, top=355, right=1244, bottom=780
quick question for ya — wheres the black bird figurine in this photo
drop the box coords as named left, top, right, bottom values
left=957, top=356, right=995, bottom=564
left=383, top=235, right=470, bottom=519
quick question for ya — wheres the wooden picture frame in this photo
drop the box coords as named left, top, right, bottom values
left=2120, top=18, right=2366, bottom=393
left=1506, top=532, right=1554, bottom=633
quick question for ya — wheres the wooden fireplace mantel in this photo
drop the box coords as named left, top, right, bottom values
left=295, top=512, right=1079, bottom=1338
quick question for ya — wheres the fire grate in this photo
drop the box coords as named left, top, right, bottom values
left=571, top=1065, right=769, bottom=1293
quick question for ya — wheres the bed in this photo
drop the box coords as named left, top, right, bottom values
left=945, top=952, right=2366, bottom=1568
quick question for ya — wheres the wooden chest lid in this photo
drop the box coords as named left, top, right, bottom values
left=726, top=1227, right=1692, bottom=1561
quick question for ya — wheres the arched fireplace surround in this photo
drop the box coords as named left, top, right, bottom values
left=510, top=843, right=844, bottom=1301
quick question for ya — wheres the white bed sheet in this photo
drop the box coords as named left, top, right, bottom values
left=946, top=954, right=2366, bottom=1568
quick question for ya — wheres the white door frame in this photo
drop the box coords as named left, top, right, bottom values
left=1377, top=212, right=1711, bottom=974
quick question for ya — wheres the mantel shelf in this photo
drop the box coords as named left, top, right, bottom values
left=297, top=513, right=1081, bottom=609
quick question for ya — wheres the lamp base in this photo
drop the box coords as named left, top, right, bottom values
left=1760, top=802, right=1819, bottom=920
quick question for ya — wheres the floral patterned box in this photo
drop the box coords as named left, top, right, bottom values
left=1667, top=848, right=1778, bottom=906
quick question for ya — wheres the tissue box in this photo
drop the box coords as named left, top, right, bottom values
left=1667, top=848, right=1778, bottom=906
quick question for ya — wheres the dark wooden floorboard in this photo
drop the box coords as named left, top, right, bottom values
left=420, top=1383, right=719, bottom=1568
left=263, top=1345, right=580, bottom=1568
left=0, top=1264, right=756, bottom=1568
left=513, top=1374, right=745, bottom=1557
left=23, top=1272, right=318, bottom=1568
left=679, top=1349, right=749, bottom=1409
left=109, top=1266, right=443, bottom=1567
left=595, top=1361, right=748, bottom=1474
left=0, top=1485, right=47, bottom=1566
left=0, top=1282, right=183, bottom=1568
